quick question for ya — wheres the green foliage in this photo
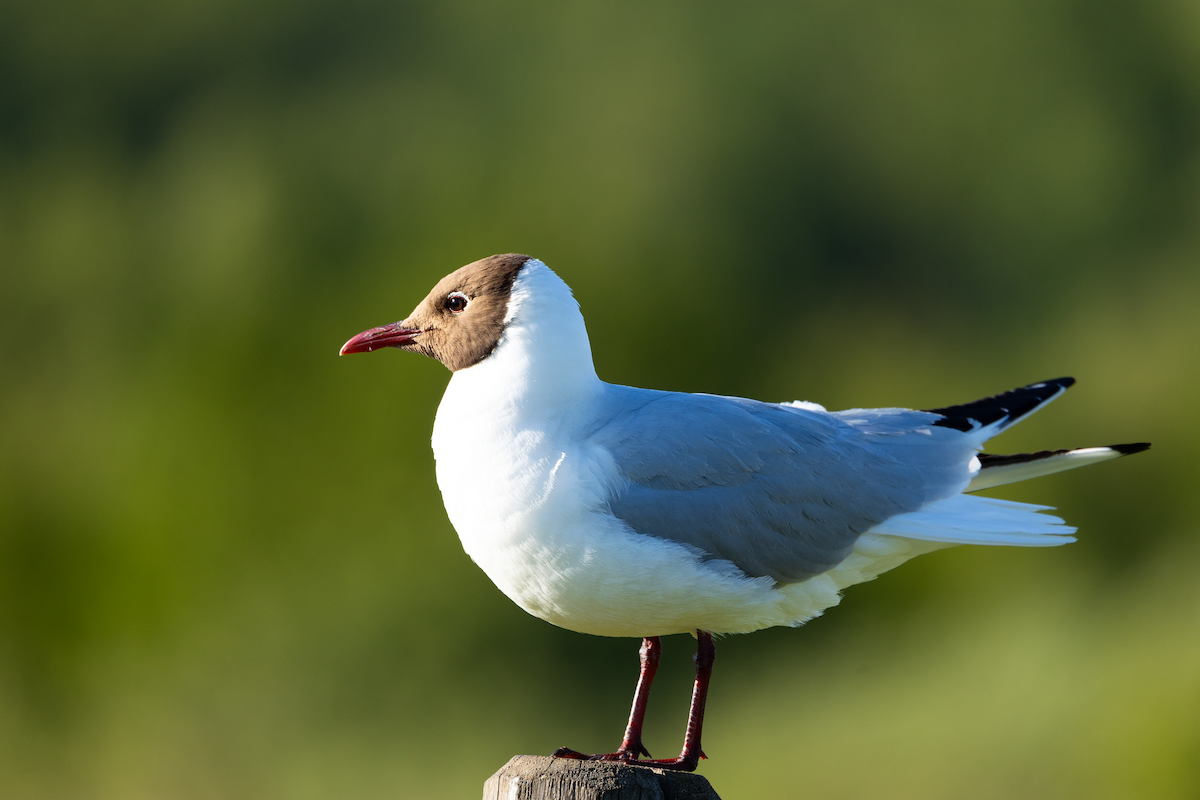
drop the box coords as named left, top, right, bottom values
left=1, top=1, right=1197, bottom=797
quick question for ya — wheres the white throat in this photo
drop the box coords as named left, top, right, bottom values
left=438, top=259, right=600, bottom=418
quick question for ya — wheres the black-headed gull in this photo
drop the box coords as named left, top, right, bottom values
left=340, top=254, right=1149, bottom=771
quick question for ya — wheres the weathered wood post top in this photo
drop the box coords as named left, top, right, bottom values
left=483, top=755, right=722, bottom=800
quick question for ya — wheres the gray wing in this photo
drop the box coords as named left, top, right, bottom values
left=587, top=385, right=976, bottom=584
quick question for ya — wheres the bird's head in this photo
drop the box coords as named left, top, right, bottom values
left=340, top=253, right=531, bottom=372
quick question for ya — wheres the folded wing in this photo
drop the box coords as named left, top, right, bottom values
left=590, top=385, right=980, bottom=584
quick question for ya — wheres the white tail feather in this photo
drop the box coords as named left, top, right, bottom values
left=868, top=494, right=1077, bottom=547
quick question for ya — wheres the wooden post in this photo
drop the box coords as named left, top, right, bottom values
left=483, top=755, right=721, bottom=800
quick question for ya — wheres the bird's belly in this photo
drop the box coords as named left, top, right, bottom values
left=433, top=438, right=860, bottom=637
left=445, top=501, right=777, bottom=637
left=433, top=437, right=669, bottom=635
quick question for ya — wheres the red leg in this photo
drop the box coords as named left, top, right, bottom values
left=639, top=630, right=715, bottom=772
left=553, top=636, right=660, bottom=761
left=617, top=636, right=660, bottom=757
left=553, top=631, right=716, bottom=773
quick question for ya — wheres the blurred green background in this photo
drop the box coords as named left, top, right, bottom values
left=2, top=1, right=1198, bottom=797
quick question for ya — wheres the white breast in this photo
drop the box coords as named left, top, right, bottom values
left=430, top=259, right=620, bottom=629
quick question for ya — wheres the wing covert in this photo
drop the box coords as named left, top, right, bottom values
left=589, top=386, right=973, bottom=584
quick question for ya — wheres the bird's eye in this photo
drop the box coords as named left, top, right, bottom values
left=446, top=292, right=469, bottom=314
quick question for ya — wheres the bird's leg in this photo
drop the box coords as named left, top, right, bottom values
left=638, top=630, right=715, bottom=772
left=615, top=636, right=660, bottom=758
left=552, top=636, right=661, bottom=762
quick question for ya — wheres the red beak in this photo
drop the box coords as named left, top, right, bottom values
left=339, top=322, right=422, bottom=355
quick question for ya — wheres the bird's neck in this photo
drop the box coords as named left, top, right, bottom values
left=434, top=268, right=601, bottom=471
left=438, top=314, right=601, bottom=427
left=440, top=260, right=602, bottom=426
left=430, top=301, right=603, bottom=537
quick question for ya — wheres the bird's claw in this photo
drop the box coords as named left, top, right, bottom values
left=551, top=743, right=653, bottom=763
left=552, top=746, right=589, bottom=760
left=626, top=755, right=702, bottom=772
left=552, top=745, right=704, bottom=772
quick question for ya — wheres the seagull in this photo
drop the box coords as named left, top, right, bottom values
left=340, top=253, right=1149, bottom=771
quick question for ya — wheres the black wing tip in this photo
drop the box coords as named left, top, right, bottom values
left=978, top=442, right=1151, bottom=468
left=930, top=416, right=980, bottom=432
left=927, top=377, right=1076, bottom=432
left=1012, top=376, right=1075, bottom=394
left=977, top=448, right=1071, bottom=467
